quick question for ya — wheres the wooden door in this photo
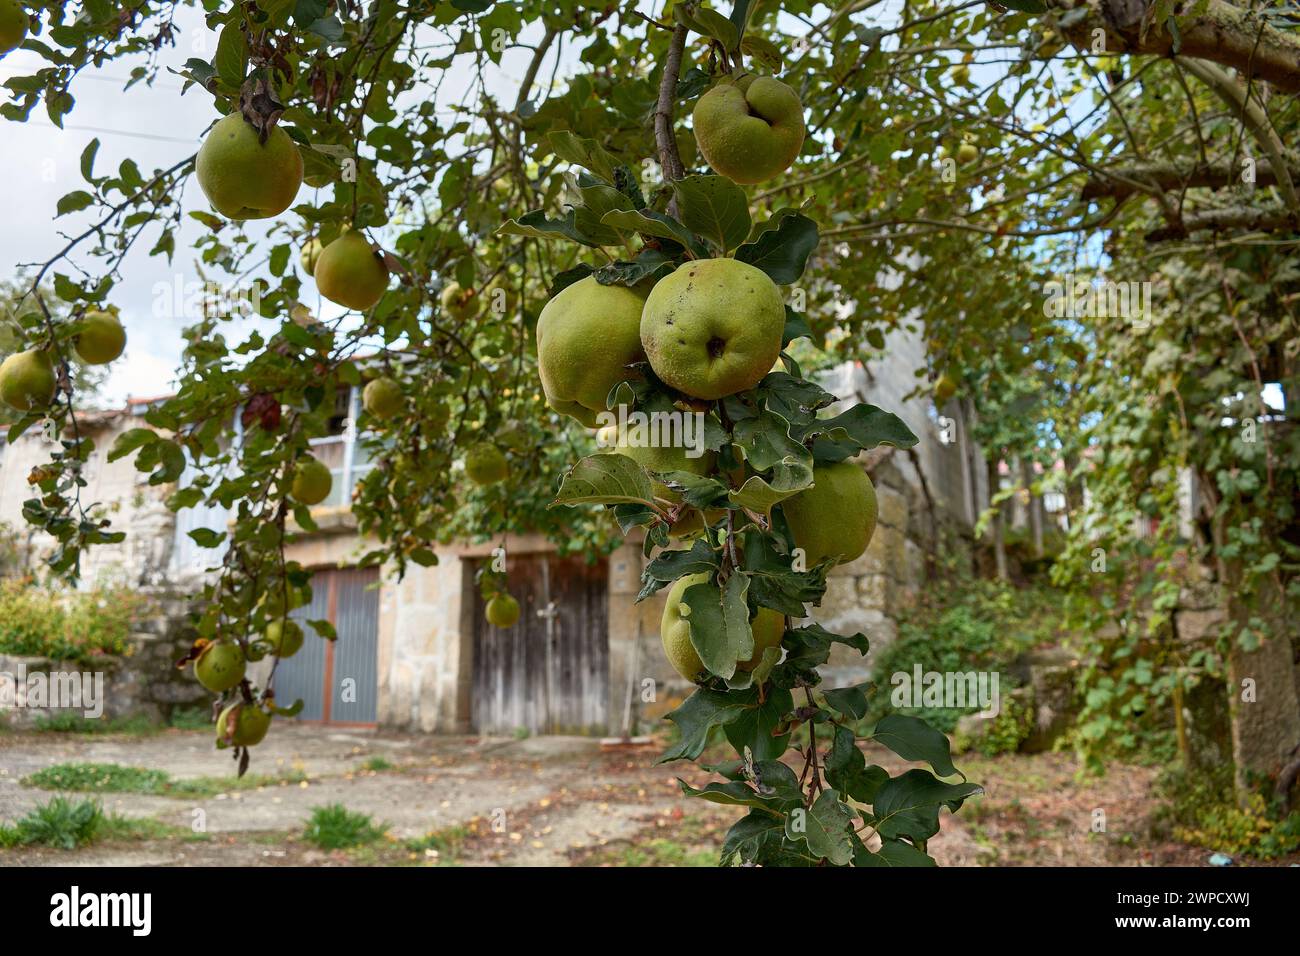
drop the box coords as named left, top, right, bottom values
left=471, top=553, right=608, bottom=735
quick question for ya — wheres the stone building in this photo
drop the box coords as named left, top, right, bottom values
left=0, top=324, right=982, bottom=736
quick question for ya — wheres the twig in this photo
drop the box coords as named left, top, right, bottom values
left=654, top=21, right=690, bottom=215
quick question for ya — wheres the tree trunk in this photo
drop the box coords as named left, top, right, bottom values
left=1224, top=571, right=1300, bottom=803
left=988, top=457, right=1007, bottom=580
left=1020, top=458, right=1045, bottom=558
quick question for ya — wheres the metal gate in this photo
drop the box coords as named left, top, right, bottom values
left=471, top=553, right=608, bottom=736
left=276, top=567, right=379, bottom=725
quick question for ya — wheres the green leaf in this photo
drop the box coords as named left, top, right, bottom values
left=797, top=403, right=919, bottom=456
left=733, top=409, right=814, bottom=474
left=107, top=428, right=159, bottom=463
left=681, top=571, right=754, bottom=680
left=292, top=0, right=328, bottom=26
left=682, top=6, right=740, bottom=51
left=872, top=713, right=961, bottom=779
left=779, top=622, right=870, bottom=674
left=658, top=688, right=753, bottom=763
left=149, top=440, right=187, bottom=485
left=735, top=213, right=819, bottom=284
left=672, top=175, right=752, bottom=253
left=549, top=263, right=594, bottom=296
left=213, top=21, right=248, bottom=88
left=547, top=130, right=617, bottom=182
left=786, top=788, right=855, bottom=865
left=593, top=248, right=675, bottom=287
left=599, top=207, right=705, bottom=253
left=638, top=538, right=719, bottom=601
left=723, top=686, right=793, bottom=761
left=825, top=725, right=888, bottom=803
left=552, top=453, right=656, bottom=508
left=308, top=16, right=344, bottom=41
left=496, top=208, right=608, bottom=248
left=782, top=310, right=813, bottom=347
left=79, top=139, right=100, bottom=182
left=187, top=528, right=226, bottom=549
left=307, top=618, right=337, bottom=642
left=855, top=838, right=937, bottom=867
left=55, top=190, right=95, bottom=217
left=869, top=769, right=983, bottom=841
left=741, top=34, right=783, bottom=71
left=720, top=810, right=790, bottom=866
left=728, top=471, right=806, bottom=516
left=824, top=683, right=872, bottom=720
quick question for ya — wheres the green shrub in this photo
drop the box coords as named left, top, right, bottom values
left=303, top=804, right=387, bottom=850
left=1155, top=765, right=1300, bottom=860
left=868, top=576, right=1060, bottom=732
left=971, top=692, right=1034, bottom=756
left=0, top=578, right=150, bottom=665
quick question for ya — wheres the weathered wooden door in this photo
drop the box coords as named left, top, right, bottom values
left=277, top=567, right=379, bottom=726
left=471, top=553, right=608, bottom=735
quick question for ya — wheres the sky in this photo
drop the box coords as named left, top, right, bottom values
left=0, top=6, right=562, bottom=407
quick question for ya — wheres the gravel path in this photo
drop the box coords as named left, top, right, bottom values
left=2, top=726, right=1290, bottom=866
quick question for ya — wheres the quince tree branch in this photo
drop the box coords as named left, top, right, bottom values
left=654, top=20, right=690, bottom=205
left=1050, top=0, right=1300, bottom=94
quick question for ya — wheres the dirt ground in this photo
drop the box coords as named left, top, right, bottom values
left=0, top=724, right=1280, bottom=866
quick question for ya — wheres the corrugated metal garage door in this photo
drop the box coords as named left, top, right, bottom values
left=276, top=567, right=379, bottom=725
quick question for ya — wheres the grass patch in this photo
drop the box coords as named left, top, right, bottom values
left=163, top=772, right=309, bottom=797
left=0, top=796, right=196, bottom=850
left=25, top=763, right=170, bottom=794
left=24, top=761, right=309, bottom=798
left=405, top=825, right=469, bottom=861
left=303, top=804, right=387, bottom=850
left=0, top=797, right=105, bottom=849
left=28, top=708, right=211, bottom=736
left=360, top=756, right=393, bottom=772
left=574, top=813, right=724, bottom=867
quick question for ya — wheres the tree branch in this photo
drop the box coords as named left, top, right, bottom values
left=1051, top=0, right=1300, bottom=94
left=1174, top=56, right=1300, bottom=217
left=1143, top=202, right=1298, bottom=241
left=1081, top=159, right=1295, bottom=200
left=654, top=21, right=690, bottom=213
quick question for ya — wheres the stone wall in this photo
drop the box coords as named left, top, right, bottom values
left=0, top=587, right=207, bottom=729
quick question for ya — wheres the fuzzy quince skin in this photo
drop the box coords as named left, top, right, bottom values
left=781, top=461, right=878, bottom=567
left=692, top=73, right=806, bottom=185
left=74, top=310, right=126, bottom=365
left=0, top=349, right=56, bottom=412
left=0, top=0, right=28, bottom=55
left=314, top=231, right=389, bottom=311
left=640, top=258, right=784, bottom=401
left=660, top=572, right=785, bottom=682
left=537, top=276, right=647, bottom=427
left=196, top=113, right=303, bottom=221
